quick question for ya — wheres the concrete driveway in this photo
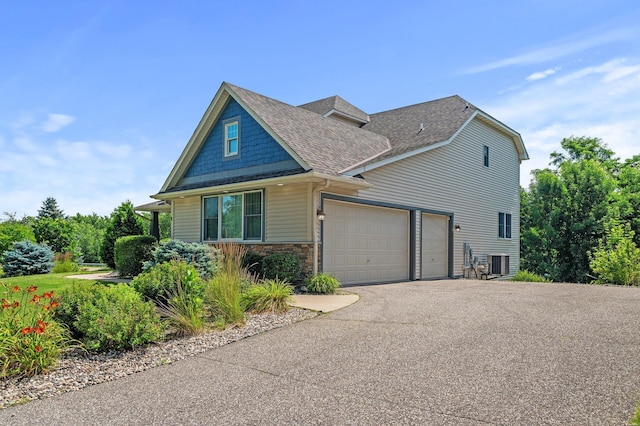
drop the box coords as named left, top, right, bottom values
left=2, top=280, right=640, bottom=425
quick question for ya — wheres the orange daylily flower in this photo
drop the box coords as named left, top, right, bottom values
left=26, top=286, right=37, bottom=293
left=13, top=286, right=20, bottom=292
left=12, top=301, right=19, bottom=308
left=31, top=295, right=41, bottom=303
left=42, top=291, right=54, bottom=299
left=20, top=327, right=33, bottom=335
left=35, top=345, right=43, bottom=353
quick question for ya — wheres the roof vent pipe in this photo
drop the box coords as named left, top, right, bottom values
left=418, top=122, right=424, bottom=134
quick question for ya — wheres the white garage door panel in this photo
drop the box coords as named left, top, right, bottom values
left=421, top=213, right=448, bottom=279
left=324, top=201, right=409, bottom=285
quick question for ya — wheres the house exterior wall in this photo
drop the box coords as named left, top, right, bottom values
left=265, top=183, right=312, bottom=242
left=172, top=197, right=201, bottom=242
left=357, top=117, right=521, bottom=277
left=181, top=98, right=299, bottom=185
left=171, top=183, right=314, bottom=244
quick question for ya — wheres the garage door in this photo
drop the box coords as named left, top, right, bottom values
left=421, top=213, right=449, bottom=279
left=323, top=200, right=409, bottom=285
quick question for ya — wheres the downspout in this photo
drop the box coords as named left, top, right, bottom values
left=312, top=180, right=331, bottom=276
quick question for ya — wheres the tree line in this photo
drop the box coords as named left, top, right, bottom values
left=521, top=136, right=640, bottom=285
left=0, top=198, right=171, bottom=266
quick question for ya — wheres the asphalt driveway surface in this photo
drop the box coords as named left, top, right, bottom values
left=2, top=280, right=640, bottom=425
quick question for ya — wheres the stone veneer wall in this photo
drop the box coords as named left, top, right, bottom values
left=241, top=243, right=319, bottom=280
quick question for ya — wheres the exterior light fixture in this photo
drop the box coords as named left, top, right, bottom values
left=317, top=209, right=326, bottom=221
left=454, top=223, right=461, bottom=233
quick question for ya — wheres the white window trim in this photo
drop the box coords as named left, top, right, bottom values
left=224, top=120, right=240, bottom=157
left=498, top=212, right=512, bottom=239
left=202, top=190, right=263, bottom=242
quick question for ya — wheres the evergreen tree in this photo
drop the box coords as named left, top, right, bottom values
left=100, top=201, right=145, bottom=269
left=37, top=197, right=65, bottom=220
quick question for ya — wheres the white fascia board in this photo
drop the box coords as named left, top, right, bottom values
left=160, top=85, right=229, bottom=192
left=475, top=111, right=529, bottom=161
left=152, top=171, right=371, bottom=200
left=342, top=112, right=478, bottom=176
left=323, top=109, right=368, bottom=125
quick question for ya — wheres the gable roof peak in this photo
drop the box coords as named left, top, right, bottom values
left=298, top=95, right=370, bottom=125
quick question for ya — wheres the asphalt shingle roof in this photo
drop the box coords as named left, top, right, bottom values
left=360, top=95, right=477, bottom=162
left=298, top=95, right=370, bottom=124
left=226, top=83, right=390, bottom=175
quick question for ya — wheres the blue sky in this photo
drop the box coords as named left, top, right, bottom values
left=2, top=1, right=639, bottom=217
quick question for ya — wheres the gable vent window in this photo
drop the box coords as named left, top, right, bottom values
left=483, top=145, right=489, bottom=167
left=224, top=119, right=240, bottom=157
left=203, top=190, right=263, bottom=241
left=498, top=212, right=512, bottom=239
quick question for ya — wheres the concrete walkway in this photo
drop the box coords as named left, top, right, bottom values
left=3, top=280, right=640, bottom=425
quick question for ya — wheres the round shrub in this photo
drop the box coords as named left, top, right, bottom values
left=2, top=241, right=54, bottom=277
left=262, top=253, right=302, bottom=282
left=242, top=251, right=264, bottom=277
left=305, top=273, right=341, bottom=294
left=59, top=283, right=165, bottom=352
left=132, top=260, right=204, bottom=304
left=114, top=235, right=156, bottom=278
left=144, top=239, right=219, bottom=279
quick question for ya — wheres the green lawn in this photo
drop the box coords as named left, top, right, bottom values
left=1, top=269, right=113, bottom=295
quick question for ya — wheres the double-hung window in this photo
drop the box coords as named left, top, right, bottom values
left=498, top=212, right=512, bottom=239
left=203, top=191, right=263, bottom=241
left=224, top=120, right=239, bottom=157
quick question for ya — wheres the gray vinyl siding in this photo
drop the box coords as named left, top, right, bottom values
left=265, top=183, right=311, bottom=242
left=358, top=117, right=521, bottom=277
left=172, top=197, right=201, bottom=242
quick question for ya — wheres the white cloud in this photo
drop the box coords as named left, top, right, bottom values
left=13, top=136, right=38, bottom=152
left=526, top=68, right=560, bottom=81
left=484, top=57, right=640, bottom=187
left=466, top=27, right=635, bottom=74
left=42, top=113, right=76, bottom=133
left=96, top=142, right=132, bottom=159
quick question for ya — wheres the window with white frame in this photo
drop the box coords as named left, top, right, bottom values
left=483, top=145, right=489, bottom=167
left=498, top=212, right=512, bottom=239
left=224, top=120, right=239, bottom=157
left=203, top=191, right=262, bottom=241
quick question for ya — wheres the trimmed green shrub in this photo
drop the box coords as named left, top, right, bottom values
left=510, top=270, right=552, bottom=283
left=144, top=239, right=219, bottom=279
left=243, top=278, right=292, bottom=313
left=2, top=241, right=54, bottom=277
left=114, top=235, right=156, bottom=278
left=305, top=273, right=341, bottom=294
left=262, top=253, right=302, bottom=282
left=59, top=283, right=164, bottom=352
left=132, top=260, right=204, bottom=304
left=242, top=251, right=264, bottom=277
left=100, top=201, right=146, bottom=269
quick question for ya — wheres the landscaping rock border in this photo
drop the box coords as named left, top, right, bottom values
left=0, top=308, right=317, bottom=409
